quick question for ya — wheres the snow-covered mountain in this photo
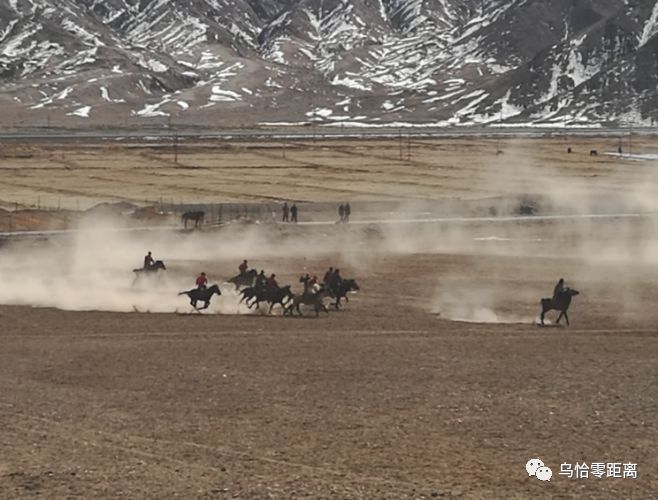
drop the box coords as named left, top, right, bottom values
left=0, top=0, right=656, bottom=128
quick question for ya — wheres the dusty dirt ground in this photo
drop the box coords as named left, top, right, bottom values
left=0, top=215, right=657, bottom=499
left=0, top=134, right=656, bottom=498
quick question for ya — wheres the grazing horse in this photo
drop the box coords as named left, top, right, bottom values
left=330, top=278, right=360, bottom=309
left=178, top=284, right=221, bottom=310
left=239, top=285, right=293, bottom=313
left=227, top=269, right=257, bottom=290
left=284, top=287, right=331, bottom=317
left=540, top=288, right=580, bottom=326
left=182, top=211, right=204, bottom=229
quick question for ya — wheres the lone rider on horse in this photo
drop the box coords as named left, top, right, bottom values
left=196, top=272, right=208, bottom=290
left=144, top=251, right=155, bottom=269
left=553, top=278, right=565, bottom=301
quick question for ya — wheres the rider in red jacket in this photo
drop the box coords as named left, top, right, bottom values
left=196, top=272, right=208, bottom=290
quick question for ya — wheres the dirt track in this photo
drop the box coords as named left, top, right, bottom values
left=1, top=223, right=656, bottom=498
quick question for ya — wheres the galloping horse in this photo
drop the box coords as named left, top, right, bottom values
left=227, top=269, right=257, bottom=290
left=178, top=284, right=221, bottom=310
left=132, top=260, right=166, bottom=284
left=182, top=211, right=204, bottom=229
left=540, top=288, right=580, bottom=326
left=284, top=286, right=331, bottom=317
left=133, top=260, right=166, bottom=274
left=239, top=285, right=294, bottom=313
left=330, top=278, right=360, bottom=309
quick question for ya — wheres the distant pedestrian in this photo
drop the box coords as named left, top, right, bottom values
left=290, top=203, right=298, bottom=223
left=338, top=204, right=345, bottom=223
left=344, top=202, right=351, bottom=223
left=282, top=202, right=289, bottom=222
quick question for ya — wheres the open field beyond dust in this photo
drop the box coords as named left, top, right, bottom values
left=0, top=134, right=657, bottom=499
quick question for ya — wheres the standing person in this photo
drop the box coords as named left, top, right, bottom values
left=344, top=202, right=351, bottom=223
left=338, top=204, right=345, bottom=223
left=282, top=202, right=289, bottom=223
left=196, top=272, right=208, bottom=290
left=290, top=203, right=298, bottom=223
left=143, top=251, right=155, bottom=269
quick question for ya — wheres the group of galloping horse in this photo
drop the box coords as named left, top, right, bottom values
left=232, top=271, right=360, bottom=316
left=134, top=260, right=360, bottom=316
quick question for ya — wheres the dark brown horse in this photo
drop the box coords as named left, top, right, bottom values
left=284, top=286, right=331, bottom=317
left=227, top=269, right=257, bottom=290
left=178, top=284, right=221, bottom=310
left=182, top=211, right=204, bottom=229
left=330, top=278, right=360, bottom=309
left=540, top=288, right=579, bottom=326
left=239, top=285, right=294, bottom=313
left=132, top=260, right=166, bottom=285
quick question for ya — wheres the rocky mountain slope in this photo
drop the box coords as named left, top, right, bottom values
left=0, top=0, right=656, bottom=128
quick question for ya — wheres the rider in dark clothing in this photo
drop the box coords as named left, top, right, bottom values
left=329, top=268, right=342, bottom=292
left=266, top=274, right=278, bottom=289
left=301, top=273, right=311, bottom=294
left=553, top=278, right=565, bottom=301
left=256, top=270, right=266, bottom=289
left=239, top=260, right=248, bottom=276
left=323, top=267, right=334, bottom=286
left=144, top=251, right=154, bottom=269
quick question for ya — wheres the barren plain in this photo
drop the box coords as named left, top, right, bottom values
left=0, top=134, right=656, bottom=499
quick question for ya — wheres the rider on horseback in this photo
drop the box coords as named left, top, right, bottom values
left=196, top=272, right=208, bottom=290
left=329, top=268, right=343, bottom=293
left=553, top=278, right=565, bottom=301
left=301, top=273, right=311, bottom=294
left=323, top=267, right=334, bottom=286
left=239, top=260, right=248, bottom=276
left=266, top=274, right=278, bottom=289
left=144, top=251, right=155, bottom=269
left=255, top=270, right=266, bottom=289
left=309, top=275, right=319, bottom=294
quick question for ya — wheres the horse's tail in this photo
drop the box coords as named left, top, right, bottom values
left=178, top=291, right=188, bottom=296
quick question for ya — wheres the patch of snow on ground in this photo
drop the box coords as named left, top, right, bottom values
left=67, top=106, right=91, bottom=118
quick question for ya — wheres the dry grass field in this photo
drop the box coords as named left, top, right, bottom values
left=0, top=135, right=656, bottom=210
left=0, top=134, right=656, bottom=499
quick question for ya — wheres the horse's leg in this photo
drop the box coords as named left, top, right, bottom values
left=556, top=310, right=564, bottom=324
left=564, top=310, right=569, bottom=326
left=540, top=307, right=545, bottom=325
